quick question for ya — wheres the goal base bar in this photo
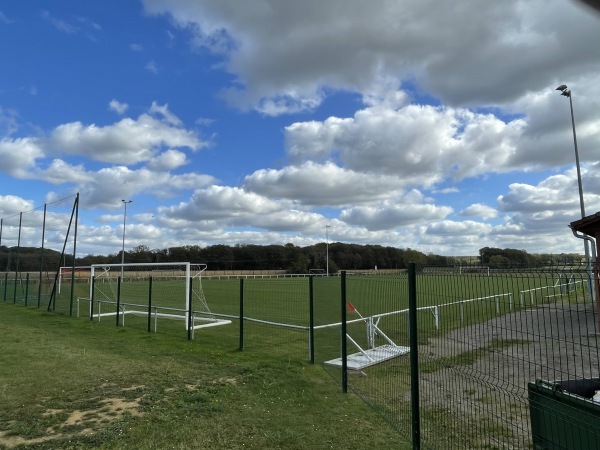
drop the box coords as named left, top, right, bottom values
left=324, top=344, right=410, bottom=370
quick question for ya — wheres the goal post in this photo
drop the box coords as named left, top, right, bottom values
left=88, top=262, right=230, bottom=332
left=458, top=265, right=490, bottom=276
left=58, top=266, right=91, bottom=294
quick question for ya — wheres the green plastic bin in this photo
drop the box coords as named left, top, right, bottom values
left=528, top=378, right=600, bottom=449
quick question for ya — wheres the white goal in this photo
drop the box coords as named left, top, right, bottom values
left=88, top=262, right=230, bottom=333
left=58, top=266, right=91, bottom=294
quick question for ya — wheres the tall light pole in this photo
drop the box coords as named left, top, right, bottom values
left=121, top=199, right=132, bottom=280
left=556, top=84, right=592, bottom=299
left=325, top=225, right=331, bottom=276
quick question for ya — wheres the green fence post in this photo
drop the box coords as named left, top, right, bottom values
left=25, top=273, right=29, bottom=306
left=239, top=278, right=244, bottom=351
left=116, top=276, right=122, bottom=327
left=408, top=262, right=421, bottom=449
left=3, top=272, right=7, bottom=302
left=341, top=270, right=347, bottom=393
left=147, top=276, right=153, bottom=332
left=309, top=275, right=315, bottom=364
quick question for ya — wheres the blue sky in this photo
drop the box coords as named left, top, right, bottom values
left=1, top=0, right=600, bottom=258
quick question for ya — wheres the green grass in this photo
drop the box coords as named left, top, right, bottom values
left=1, top=270, right=586, bottom=448
left=0, top=302, right=408, bottom=450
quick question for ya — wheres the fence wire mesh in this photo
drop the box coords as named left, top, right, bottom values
left=1, top=195, right=78, bottom=312
left=342, top=265, right=600, bottom=449
left=4, top=258, right=599, bottom=447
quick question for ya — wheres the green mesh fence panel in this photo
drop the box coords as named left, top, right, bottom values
left=241, top=277, right=310, bottom=360
left=337, top=266, right=598, bottom=448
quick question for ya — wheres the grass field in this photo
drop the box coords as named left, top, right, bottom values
left=0, top=269, right=588, bottom=448
left=0, top=302, right=408, bottom=450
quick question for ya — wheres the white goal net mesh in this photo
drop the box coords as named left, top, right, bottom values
left=89, top=262, right=229, bottom=331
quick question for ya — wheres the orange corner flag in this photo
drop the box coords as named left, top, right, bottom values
left=347, top=302, right=356, bottom=313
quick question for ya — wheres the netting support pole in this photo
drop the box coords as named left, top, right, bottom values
left=341, top=270, right=348, bottom=393
left=47, top=195, right=78, bottom=312
left=239, top=278, right=244, bottom=351
left=38, top=204, right=47, bottom=308
left=408, top=262, right=421, bottom=449
left=13, top=212, right=22, bottom=304
left=147, top=276, right=153, bottom=332
left=69, top=193, right=79, bottom=316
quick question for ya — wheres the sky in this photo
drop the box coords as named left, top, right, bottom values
left=1, top=0, right=600, bottom=259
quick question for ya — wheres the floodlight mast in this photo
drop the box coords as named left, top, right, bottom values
left=121, top=199, right=132, bottom=280
left=556, top=85, right=593, bottom=300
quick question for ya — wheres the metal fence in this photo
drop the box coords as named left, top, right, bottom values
left=4, top=256, right=600, bottom=447
left=0, top=194, right=79, bottom=313
left=336, top=264, right=600, bottom=449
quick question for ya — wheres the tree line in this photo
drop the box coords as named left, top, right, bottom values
left=1, top=243, right=582, bottom=274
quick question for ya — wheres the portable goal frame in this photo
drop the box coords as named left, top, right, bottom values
left=88, top=262, right=231, bottom=332
left=323, top=305, right=410, bottom=370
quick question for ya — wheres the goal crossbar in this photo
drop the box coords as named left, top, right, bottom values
left=88, top=262, right=230, bottom=333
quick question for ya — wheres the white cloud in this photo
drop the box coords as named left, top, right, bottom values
left=459, top=203, right=498, bottom=220
left=0, top=195, right=34, bottom=217
left=0, top=138, right=44, bottom=178
left=41, top=10, right=78, bottom=34
left=243, top=161, right=403, bottom=207
left=146, top=149, right=188, bottom=171
left=340, top=193, right=453, bottom=231
left=141, top=0, right=600, bottom=114
left=146, top=60, right=159, bottom=74
left=109, top=99, right=129, bottom=115
left=284, top=103, right=526, bottom=188
left=48, top=106, right=202, bottom=165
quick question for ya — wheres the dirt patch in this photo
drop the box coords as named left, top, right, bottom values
left=0, top=393, right=143, bottom=449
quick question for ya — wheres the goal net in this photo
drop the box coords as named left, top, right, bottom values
left=88, top=262, right=230, bottom=331
left=58, top=266, right=91, bottom=294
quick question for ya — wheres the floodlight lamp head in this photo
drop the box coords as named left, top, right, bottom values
left=556, top=84, right=571, bottom=97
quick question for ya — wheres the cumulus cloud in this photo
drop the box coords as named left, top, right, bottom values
left=141, top=0, right=600, bottom=114
left=73, top=166, right=216, bottom=209
left=0, top=195, right=34, bottom=217
left=459, top=203, right=498, bottom=220
left=48, top=105, right=203, bottom=165
left=284, top=103, right=526, bottom=187
left=146, top=149, right=188, bottom=171
left=0, top=138, right=44, bottom=178
left=340, top=192, right=453, bottom=231
left=243, top=161, right=403, bottom=207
